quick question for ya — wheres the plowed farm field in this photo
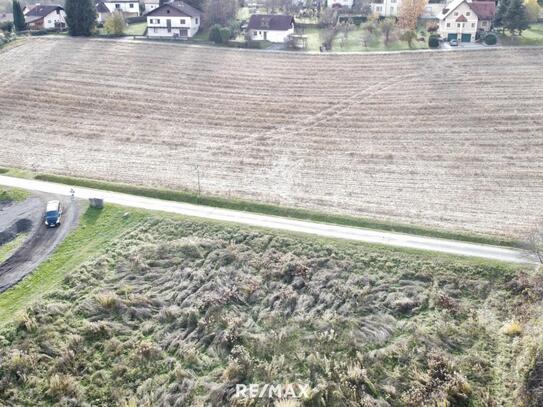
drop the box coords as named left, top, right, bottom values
left=1, top=38, right=542, bottom=238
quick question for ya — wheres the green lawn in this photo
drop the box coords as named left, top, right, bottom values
left=124, top=21, right=147, bottom=36
left=498, top=23, right=543, bottom=45
left=0, top=205, right=145, bottom=324
left=0, top=187, right=29, bottom=203
left=332, top=26, right=428, bottom=52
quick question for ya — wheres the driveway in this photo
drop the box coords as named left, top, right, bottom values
left=0, top=192, right=80, bottom=292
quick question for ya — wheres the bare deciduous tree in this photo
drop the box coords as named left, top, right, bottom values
left=526, top=223, right=543, bottom=264
left=204, top=0, right=238, bottom=28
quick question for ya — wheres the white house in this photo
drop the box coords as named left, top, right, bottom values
left=370, top=0, right=401, bottom=16
left=247, top=14, right=295, bottom=43
left=102, top=0, right=140, bottom=16
left=96, top=1, right=111, bottom=23
left=146, top=1, right=201, bottom=38
left=437, top=0, right=495, bottom=42
left=144, top=0, right=160, bottom=14
left=24, top=4, right=66, bottom=30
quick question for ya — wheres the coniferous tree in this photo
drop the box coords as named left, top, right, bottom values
left=65, top=0, right=97, bottom=36
left=504, top=0, right=529, bottom=35
left=493, top=0, right=510, bottom=33
left=12, top=0, right=25, bottom=32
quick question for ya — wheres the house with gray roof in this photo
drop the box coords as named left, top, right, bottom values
left=146, top=1, right=201, bottom=39
left=247, top=14, right=295, bottom=43
left=24, top=4, right=66, bottom=30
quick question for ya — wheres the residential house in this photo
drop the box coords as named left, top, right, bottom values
left=144, top=0, right=160, bottom=14
left=146, top=1, right=201, bottom=38
left=24, top=4, right=66, bottom=30
left=370, top=0, right=401, bottom=16
left=96, top=1, right=111, bottom=24
left=102, top=0, right=140, bottom=16
left=437, top=0, right=495, bottom=42
left=247, top=14, right=295, bottom=43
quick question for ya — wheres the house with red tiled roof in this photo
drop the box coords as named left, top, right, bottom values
left=437, top=0, right=495, bottom=42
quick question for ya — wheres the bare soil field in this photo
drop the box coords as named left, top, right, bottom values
left=0, top=38, right=542, bottom=238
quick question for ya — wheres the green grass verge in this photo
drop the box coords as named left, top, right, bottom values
left=31, top=172, right=520, bottom=248
left=0, top=205, right=145, bottom=325
left=0, top=233, right=28, bottom=264
left=498, top=23, right=543, bottom=46
left=0, top=186, right=29, bottom=203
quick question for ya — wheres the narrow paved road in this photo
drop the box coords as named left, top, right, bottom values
left=0, top=175, right=536, bottom=264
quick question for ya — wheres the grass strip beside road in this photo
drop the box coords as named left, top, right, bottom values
left=0, top=186, right=30, bottom=203
left=0, top=206, right=145, bottom=325
left=30, top=172, right=521, bottom=248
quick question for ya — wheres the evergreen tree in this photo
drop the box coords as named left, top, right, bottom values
left=183, top=0, right=205, bottom=11
left=504, top=0, right=529, bottom=35
left=493, top=0, right=510, bottom=32
left=65, top=0, right=97, bottom=36
left=12, top=0, right=25, bottom=32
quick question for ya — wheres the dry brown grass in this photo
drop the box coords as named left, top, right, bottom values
left=0, top=39, right=542, bottom=238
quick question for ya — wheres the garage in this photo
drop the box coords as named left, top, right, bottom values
left=447, top=33, right=458, bottom=41
left=461, top=33, right=472, bottom=42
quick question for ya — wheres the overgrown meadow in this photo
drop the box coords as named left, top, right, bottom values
left=0, top=213, right=542, bottom=406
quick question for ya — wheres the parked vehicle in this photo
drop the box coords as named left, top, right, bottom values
left=449, top=39, right=458, bottom=46
left=44, top=200, right=62, bottom=227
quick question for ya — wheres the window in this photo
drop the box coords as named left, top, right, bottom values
left=391, top=0, right=396, bottom=3
left=195, top=18, right=199, bottom=24
left=390, top=6, right=394, bottom=13
left=153, top=27, right=158, bottom=32
left=466, top=11, right=470, bottom=16
left=56, top=9, right=59, bottom=14
left=115, top=3, right=120, bottom=9
left=472, top=22, right=475, bottom=27
left=47, top=20, right=51, bottom=23
left=446, top=22, right=450, bottom=27
left=129, top=3, right=134, bottom=8
left=457, top=23, right=461, bottom=27
left=166, top=9, right=170, bottom=13
left=180, top=19, right=186, bottom=24
left=376, top=5, right=382, bottom=11
left=454, top=11, right=458, bottom=16
left=482, top=21, right=487, bottom=26
left=157, top=19, right=160, bottom=24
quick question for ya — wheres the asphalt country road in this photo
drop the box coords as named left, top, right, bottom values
left=0, top=175, right=537, bottom=264
left=0, top=191, right=80, bottom=292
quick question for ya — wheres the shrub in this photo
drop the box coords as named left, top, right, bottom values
left=428, top=35, right=440, bottom=48
left=484, top=32, right=497, bottom=45
left=104, top=12, right=126, bottom=36
left=209, top=24, right=223, bottom=44
left=0, top=21, right=14, bottom=33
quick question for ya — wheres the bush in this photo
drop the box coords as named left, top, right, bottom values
left=104, top=12, right=126, bottom=36
left=208, top=24, right=221, bottom=43
left=484, top=32, right=497, bottom=45
left=0, top=21, right=14, bottom=33
left=428, top=35, right=440, bottom=48
left=219, top=27, right=231, bottom=43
